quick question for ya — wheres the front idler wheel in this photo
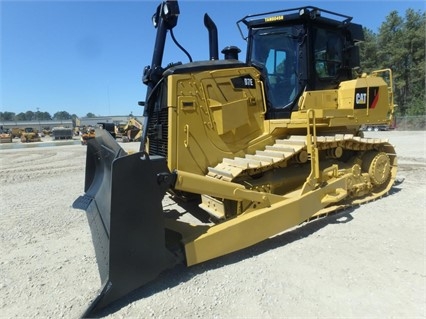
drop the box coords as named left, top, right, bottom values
left=362, top=151, right=391, bottom=186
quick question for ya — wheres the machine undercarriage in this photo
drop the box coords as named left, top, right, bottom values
left=202, top=134, right=396, bottom=221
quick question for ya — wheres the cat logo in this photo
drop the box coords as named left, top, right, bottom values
left=354, top=87, right=379, bottom=109
left=356, top=93, right=367, bottom=104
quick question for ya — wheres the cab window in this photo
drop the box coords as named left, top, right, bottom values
left=250, top=25, right=302, bottom=109
left=314, top=28, right=343, bottom=78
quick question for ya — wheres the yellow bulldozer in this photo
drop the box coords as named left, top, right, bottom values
left=73, top=2, right=397, bottom=316
left=0, top=127, right=12, bottom=143
left=20, top=127, right=41, bottom=143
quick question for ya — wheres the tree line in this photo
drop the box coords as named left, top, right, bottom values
left=1, top=8, right=424, bottom=121
left=359, top=8, right=425, bottom=116
left=0, top=111, right=97, bottom=121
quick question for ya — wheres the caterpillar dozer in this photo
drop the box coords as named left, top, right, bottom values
left=0, top=127, right=12, bottom=143
left=20, top=127, right=41, bottom=143
left=73, top=1, right=397, bottom=316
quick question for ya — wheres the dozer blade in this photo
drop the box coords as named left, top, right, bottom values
left=73, top=130, right=180, bottom=317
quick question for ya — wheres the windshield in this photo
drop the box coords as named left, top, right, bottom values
left=250, top=25, right=304, bottom=110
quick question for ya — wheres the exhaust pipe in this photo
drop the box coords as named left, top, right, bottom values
left=204, top=13, right=218, bottom=60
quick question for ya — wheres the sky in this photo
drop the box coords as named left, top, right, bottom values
left=1, top=0, right=425, bottom=118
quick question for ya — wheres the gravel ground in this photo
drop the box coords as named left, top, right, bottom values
left=0, top=131, right=425, bottom=318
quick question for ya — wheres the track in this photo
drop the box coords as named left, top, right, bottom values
left=206, top=134, right=398, bottom=219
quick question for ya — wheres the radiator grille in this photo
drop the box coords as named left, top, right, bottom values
left=147, top=107, right=168, bottom=158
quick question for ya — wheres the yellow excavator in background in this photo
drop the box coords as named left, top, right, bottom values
left=121, top=117, right=143, bottom=142
left=73, top=1, right=397, bottom=316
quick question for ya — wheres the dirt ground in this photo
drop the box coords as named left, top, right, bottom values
left=0, top=130, right=425, bottom=318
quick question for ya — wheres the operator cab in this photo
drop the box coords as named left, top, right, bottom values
left=239, top=7, right=364, bottom=119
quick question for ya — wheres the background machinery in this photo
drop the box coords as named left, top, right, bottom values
left=51, top=127, right=73, bottom=140
left=80, top=127, right=96, bottom=145
left=121, top=117, right=143, bottom=142
left=73, top=1, right=397, bottom=316
left=0, top=127, right=12, bottom=143
left=97, top=122, right=118, bottom=139
left=20, top=127, right=41, bottom=143
left=10, top=127, right=23, bottom=139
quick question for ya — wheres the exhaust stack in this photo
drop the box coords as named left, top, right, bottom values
left=204, top=13, right=219, bottom=60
